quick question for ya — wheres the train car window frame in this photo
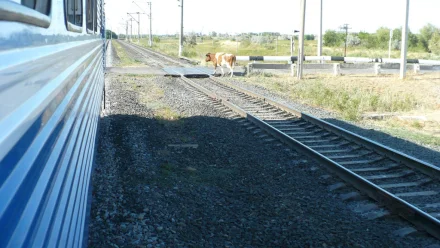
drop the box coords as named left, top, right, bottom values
left=95, top=0, right=101, bottom=35
left=65, top=0, right=83, bottom=33
left=0, top=0, right=51, bottom=28
left=86, top=0, right=96, bottom=34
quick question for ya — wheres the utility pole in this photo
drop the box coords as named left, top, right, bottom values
left=236, top=34, right=238, bottom=54
left=388, top=29, right=393, bottom=58
left=297, top=0, right=306, bottom=79
left=178, top=0, right=184, bottom=57
left=132, top=1, right=149, bottom=43
left=340, top=24, right=351, bottom=57
left=290, top=31, right=298, bottom=57
left=400, top=0, right=410, bottom=79
left=318, top=0, right=322, bottom=57
left=128, top=12, right=144, bottom=43
left=124, top=21, right=127, bottom=40
left=148, top=2, right=152, bottom=47
left=290, top=36, right=294, bottom=56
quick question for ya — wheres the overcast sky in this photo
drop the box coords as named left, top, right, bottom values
left=105, top=0, right=440, bottom=36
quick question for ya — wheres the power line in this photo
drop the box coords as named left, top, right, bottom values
left=400, top=0, right=410, bottom=79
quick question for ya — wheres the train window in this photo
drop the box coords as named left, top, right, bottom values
left=0, top=0, right=51, bottom=28
left=65, top=0, right=83, bottom=32
left=86, top=0, right=96, bottom=33
left=22, top=0, right=50, bottom=15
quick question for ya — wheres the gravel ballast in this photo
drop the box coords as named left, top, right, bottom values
left=88, top=72, right=440, bottom=247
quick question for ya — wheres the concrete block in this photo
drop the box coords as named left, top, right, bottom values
left=413, top=64, right=420, bottom=74
left=333, top=63, right=341, bottom=76
left=374, top=63, right=381, bottom=75
left=291, top=64, right=296, bottom=77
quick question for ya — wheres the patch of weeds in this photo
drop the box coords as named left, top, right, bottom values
left=182, top=50, right=197, bottom=58
left=252, top=70, right=276, bottom=78
left=155, top=107, right=182, bottom=122
left=368, top=94, right=380, bottom=111
left=112, top=41, right=141, bottom=66
left=410, top=121, right=424, bottom=129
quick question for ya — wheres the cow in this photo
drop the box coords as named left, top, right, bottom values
left=205, top=52, right=236, bottom=77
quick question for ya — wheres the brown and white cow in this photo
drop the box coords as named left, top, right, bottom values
left=205, top=52, right=236, bottom=77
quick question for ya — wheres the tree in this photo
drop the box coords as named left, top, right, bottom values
left=429, top=32, right=440, bottom=54
left=376, top=27, right=390, bottom=48
left=105, top=30, right=118, bottom=39
left=358, top=31, right=371, bottom=46
left=185, top=33, right=197, bottom=47
left=419, top=23, right=440, bottom=52
left=392, top=28, right=402, bottom=41
left=391, top=28, right=417, bottom=48
left=305, top=34, right=315, bottom=40
left=323, top=30, right=343, bottom=47
left=347, top=34, right=361, bottom=47
left=408, top=31, right=419, bottom=48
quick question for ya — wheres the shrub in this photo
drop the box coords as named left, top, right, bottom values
left=419, top=23, right=439, bottom=52
left=323, top=30, right=344, bottom=47
left=182, top=50, right=197, bottom=58
left=251, top=35, right=272, bottom=44
left=392, top=40, right=401, bottom=50
left=305, top=34, right=315, bottom=40
left=347, top=34, right=361, bottom=47
left=429, top=32, right=440, bottom=54
left=240, top=39, right=251, bottom=47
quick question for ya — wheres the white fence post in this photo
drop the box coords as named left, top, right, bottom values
left=333, top=63, right=341, bottom=76
left=246, top=63, right=252, bottom=76
left=291, top=64, right=297, bottom=77
left=413, top=64, right=420, bottom=74
left=374, top=63, right=381, bottom=75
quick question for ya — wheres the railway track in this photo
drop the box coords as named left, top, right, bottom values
left=119, top=41, right=188, bottom=67
left=119, top=41, right=440, bottom=240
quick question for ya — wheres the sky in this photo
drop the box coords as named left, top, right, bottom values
left=104, top=0, right=440, bottom=36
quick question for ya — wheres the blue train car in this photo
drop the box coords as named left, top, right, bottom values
left=0, top=0, right=105, bottom=247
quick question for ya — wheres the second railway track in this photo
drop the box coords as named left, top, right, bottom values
left=120, top=41, right=440, bottom=240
